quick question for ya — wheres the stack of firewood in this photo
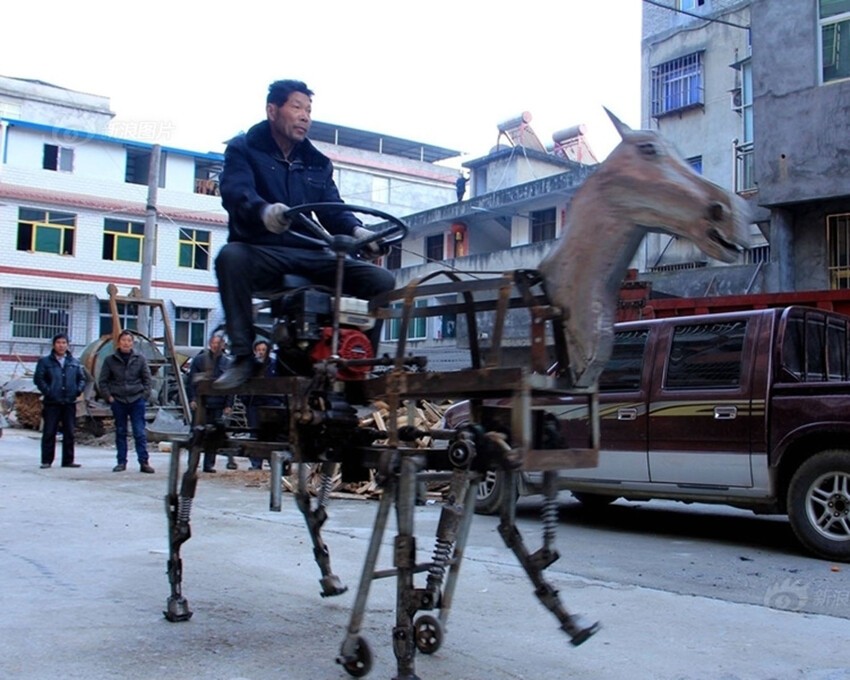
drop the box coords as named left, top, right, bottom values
left=282, top=399, right=453, bottom=499
left=14, top=392, right=43, bottom=430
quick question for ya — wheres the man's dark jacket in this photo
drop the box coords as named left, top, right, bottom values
left=34, top=351, right=87, bottom=405
left=185, top=350, right=233, bottom=410
left=219, top=120, right=361, bottom=248
left=98, top=350, right=152, bottom=404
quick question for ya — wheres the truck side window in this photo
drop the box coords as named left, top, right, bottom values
left=598, top=329, right=649, bottom=391
left=666, top=321, right=746, bottom=389
left=782, top=312, right=850, bottom=382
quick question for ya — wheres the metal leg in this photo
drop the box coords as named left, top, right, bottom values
left=497, top=469, right=600, bottom=646
left=294, top=462, right=348, bottom=597
left=436, top=473, right=478, bottom=629
left=164, top=432, right=203, bottom=622
left=337, top=474, right=395, bottom=676
left=391, top=453, right=422, bottom=680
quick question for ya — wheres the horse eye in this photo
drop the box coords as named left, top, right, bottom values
left=637, top=142, right=659, bottom=157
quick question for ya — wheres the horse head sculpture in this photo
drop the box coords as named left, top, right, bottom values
left=538, top=109, right=751, bottom=388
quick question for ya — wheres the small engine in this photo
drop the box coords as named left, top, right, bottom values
left=271, top=287, right=375, bottom=381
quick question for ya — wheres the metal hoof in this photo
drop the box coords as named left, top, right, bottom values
left=163, top=596, right=193, bottom=622
left=568, top=617, right=601, bottom=646
left=319, top=574, right=349, bottom=598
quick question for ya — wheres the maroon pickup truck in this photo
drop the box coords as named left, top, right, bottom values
left=444, top=306, right=850, bottom=561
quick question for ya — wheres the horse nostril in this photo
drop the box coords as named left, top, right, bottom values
left=707, top=202, right=725, bottom=222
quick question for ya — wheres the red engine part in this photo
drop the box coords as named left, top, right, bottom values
left=310, top=327, right=374, bottom=380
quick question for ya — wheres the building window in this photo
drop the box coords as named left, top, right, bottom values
left=820, top=1, right=850, bottom=83
left=384, top=300, right=427, bottom=341
left=43, top=144, right=74, bottom=172
left=175, top=307, right=208, bottom=347
left=425, top=234, right=444, bottom=263
left=16, top=208, right=75, bottom=255
left=98, top=300, right=139, bottom=337
left=744, top=244, right=770, bottom=265
left=103, top=218, right=145, bottom=262
left=371, top=176, right=390, bottom=203
left=685, top=156, right=703, bottom=174
left=827, top=213, right=850, bottom=289
left=678, top=0, right=706, bottom=9
left=385, top=244, right=402, bottom=270
left=125, top=147, right=166, bottom=186
left=531, top=208, right=557, bottom=243
left=11, top=290, right=72, bottom=339
left=651, top=51, right=704, bottom=117
left=194, top=159, right=222, bottom=196
left=178, top=228, right=211, bottom=270
left=735, top=59, right=756, bottom=192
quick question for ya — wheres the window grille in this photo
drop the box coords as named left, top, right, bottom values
left=530, top=208, right=556, bottom=243
left=651, top=52, right=704, bottom=117
left=11, top=289, right=73, bottom=339
left=425, top=234, right=444, bottom=263
left=175, top=307, right=208, bottom=347
left=827, top=212, right=850, bottom=289
left=384, top=300, right=427, bottom=341
left=820, top=1, right=850, bottom=83
left=744, top=243, right=770, bottom=265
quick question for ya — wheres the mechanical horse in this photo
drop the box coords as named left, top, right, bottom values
left=162, top=109, right=750, bottom=680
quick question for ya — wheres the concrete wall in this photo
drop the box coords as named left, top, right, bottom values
left=751, top=0, right=850, bottom=206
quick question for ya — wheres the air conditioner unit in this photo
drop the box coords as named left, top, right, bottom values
left=730, top=87, right=743, bottom=111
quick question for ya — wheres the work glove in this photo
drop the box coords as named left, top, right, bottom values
left=261, top=203, right=292, bottom=234
left=353, top=226, right=383, bottom=260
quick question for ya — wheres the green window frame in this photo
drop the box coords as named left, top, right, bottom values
left=16, top=208, right=76, bottom=255
left=384, top=300, right=427, bottom=341
left=178, top=228, right=211, bottom=270
left=103, top=218, right=145, bottom=262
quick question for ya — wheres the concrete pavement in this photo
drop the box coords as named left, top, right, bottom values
left=1, top=428, right=848, bottom=680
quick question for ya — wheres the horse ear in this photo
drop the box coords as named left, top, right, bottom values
left=603, top=107, right=632, bottom=139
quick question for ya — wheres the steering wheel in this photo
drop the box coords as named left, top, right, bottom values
left=282, top=203, right=408, bottom=258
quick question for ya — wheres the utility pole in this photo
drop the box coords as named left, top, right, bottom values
left=138, top=144, right=161, bottom=334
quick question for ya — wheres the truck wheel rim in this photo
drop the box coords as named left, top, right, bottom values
left=806, top=471, right=850, bottom=541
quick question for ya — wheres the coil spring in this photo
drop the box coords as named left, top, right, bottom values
left=317, top=470, right=334, bottom=508
left=178, top=496, right=193, bottom=524
left=426, top=537, right=453, bottom=590
left=541, top=495, right=558, bottom=548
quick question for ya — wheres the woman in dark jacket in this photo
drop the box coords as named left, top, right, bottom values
left=98, top=330, right=155, bottom=473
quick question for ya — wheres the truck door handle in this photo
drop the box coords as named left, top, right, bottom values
left=714, top=406, right=738, bottom=420
left=617, top=408, right=638, bottom=421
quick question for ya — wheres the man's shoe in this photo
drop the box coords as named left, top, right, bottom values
left=140, top=463, right=155, bottom=474
left=226, top=460, right=238, bottom=470
left=202, top=467, right=217, bottom=473
left=113, top=463, right=127, bottom=472
left=213, top=355, right=254, bottom=390
left=40, top=463, right=52, bottom=469
left=62, top=463, right=82, bottom=468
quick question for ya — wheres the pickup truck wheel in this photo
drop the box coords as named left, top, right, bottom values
left=475, top=470, right=516, bottom=515
left=787, top=449, right=850, bottom=562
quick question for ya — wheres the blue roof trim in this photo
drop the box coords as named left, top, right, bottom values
left=0, top=117, right=225, bottom=161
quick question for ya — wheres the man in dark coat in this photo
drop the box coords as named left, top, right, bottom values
left=214, top=79, right=395, bottom=389
left=185, top=332, right=233, bottom=472
left=33, top=333, right=87, bottom=468
left=98, top=330, right=155, bottom=473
